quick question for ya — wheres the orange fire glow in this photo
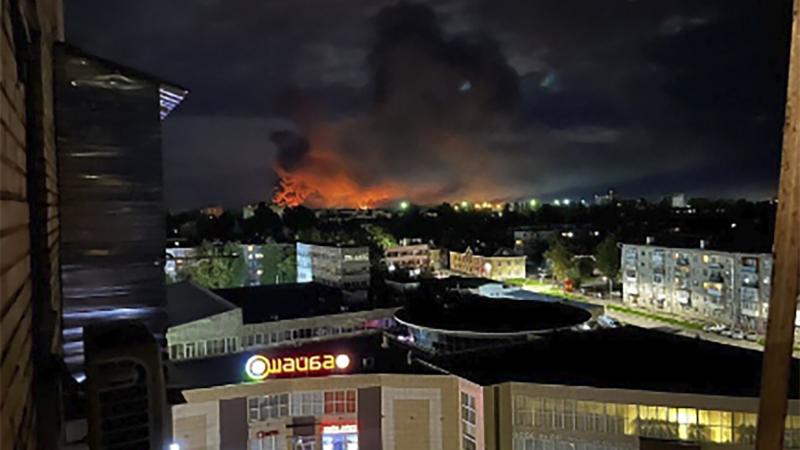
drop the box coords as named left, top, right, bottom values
left=273, top=129, right=402, bottom=209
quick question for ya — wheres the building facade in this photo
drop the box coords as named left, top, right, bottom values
left=449, top=248, right=526, bottom=280
left=385, top=242, right=436, bottom=273
left=172, top=367, right=800, bottom=450
left=174, top=373, right=465, bottom=450
left=296, top=242, right=370, bottom=290
left=167, top=307, right=398, bottom=362
left=621, top=243, right=773, bottom=331
left=165, top=282, right=397, bottom=362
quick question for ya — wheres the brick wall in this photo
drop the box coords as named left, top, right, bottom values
left=1, top=1, right=63, bottom=448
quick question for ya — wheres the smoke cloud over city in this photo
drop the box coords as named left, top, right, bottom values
left=271, top=3, right=522, bottom=208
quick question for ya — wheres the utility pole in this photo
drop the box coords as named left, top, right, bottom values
left=757, top=0, right=800, bottom=447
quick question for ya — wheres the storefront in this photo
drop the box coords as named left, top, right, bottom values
left=321, top=423, right=358, bottom=450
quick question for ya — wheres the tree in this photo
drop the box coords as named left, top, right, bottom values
left=283, top=206, right=318, bottom=235
left=594, top=235, right=621, bottom=281
left=544, top=239, right=574, bottom=281
left=363, top=224, right=398, bottom=250
left=258, top=244, right=297, bottom=284
left=183, top=242, right=247, bottom=289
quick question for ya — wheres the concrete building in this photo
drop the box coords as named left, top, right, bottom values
left=384, top=239, right=445, bottom=274
left=297, top=242, right=370, bottom=290
left=449, top=247, right=526, bottom=280
left=672, top=193, right=688, bottom=209
left=594, top=189, right=616, bottom=206
left=1, top=1, right=64, bottom=447
left=170, top=328, right=800, bottom=450
left=621, top=243, right=773, bottom=332
left=165, top=281, right=397, bottom=362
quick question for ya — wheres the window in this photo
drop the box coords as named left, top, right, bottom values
left=185, top=342, right=195, bottom=359
left=256, top=333, right=264, bottom=345
left=248, top=394, right=289, bottom=421
left=461, top=392, right=477, bottom=450
left=248, top=397, right=260, bottom=421
left=324, top=390, right=356, bottom=414
left=170, top=344, right=184, bottom=360
left=291, top=391, right=323, bottom=416
left=250, top=434, right=278, bottom=450
left=226, top=337, right=237, bottom=353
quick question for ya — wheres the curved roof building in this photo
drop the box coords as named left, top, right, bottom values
left=394, top=294, right=592, bottom=353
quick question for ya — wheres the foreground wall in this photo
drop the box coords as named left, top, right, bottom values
left=1, top=0, right=64, bottom=449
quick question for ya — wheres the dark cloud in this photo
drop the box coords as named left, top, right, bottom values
left=271, top=130, right=310, bottom=172
left=65, top=0, right=793, bottom=208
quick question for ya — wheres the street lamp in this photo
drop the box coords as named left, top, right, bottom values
left=399, top=201, right=409, bottom=210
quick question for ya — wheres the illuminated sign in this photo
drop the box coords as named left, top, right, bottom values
left=321, top=424, right=358, bottom=435
left=245, top=353, right=352, bottom=381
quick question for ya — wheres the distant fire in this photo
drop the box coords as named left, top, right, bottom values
left=272, top=128, right=402, bottom=209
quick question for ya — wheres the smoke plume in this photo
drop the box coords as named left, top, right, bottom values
left=272, top=3, right=521, bottom=208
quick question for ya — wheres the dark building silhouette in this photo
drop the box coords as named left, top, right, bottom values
left=54, top=43, right=187, bottom=375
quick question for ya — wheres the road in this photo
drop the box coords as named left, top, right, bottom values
left=519, top=283, right=800, bottom=357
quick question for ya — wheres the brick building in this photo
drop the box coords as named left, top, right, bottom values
left=1, top=1, right=64, bottom=448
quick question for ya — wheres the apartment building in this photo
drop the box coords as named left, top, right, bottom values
left=450, top=247, right=526, bottom=280
left=296, top=242, right=370, bottom=290
left=384, top=239, right=445, bottom=274
left=621, top=243, right=773, bottom=331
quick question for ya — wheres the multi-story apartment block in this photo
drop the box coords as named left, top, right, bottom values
left=621, top=243, right=773, bottom=331
left=296, top=242, right=370, bottom=290
left=384, top=239, right=445, bottom=274
left=449, top=247, right=526, bottom=280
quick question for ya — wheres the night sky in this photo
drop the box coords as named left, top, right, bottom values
left=66, top=0, right=793, bottom=210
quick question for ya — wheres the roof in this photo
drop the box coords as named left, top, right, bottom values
left=168, top=333, right=433, bottom=391
left=166, top=281, right=237, bottom=327
left=57, top=42, right=189, bottom=120
left=425, top=326, right=800, bottom=398
left=395, top=295, right=591, bottom=334
left=168, top=327, right=798, bottom=400
left=213, top=283, right=374, bottom=324
left=296, top=241, right=369, bottom=249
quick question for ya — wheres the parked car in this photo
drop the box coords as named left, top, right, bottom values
left=720, top=328, right=733, bottom=337
left=730, top=329, right=745, bottom=340
left=703, top=323, right=725, bottom=333
left=745, top=331, right=759, bottom=342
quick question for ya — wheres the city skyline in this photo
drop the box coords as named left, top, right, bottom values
left=67, top=0, right=793, bottom=209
